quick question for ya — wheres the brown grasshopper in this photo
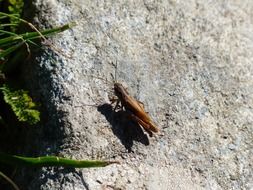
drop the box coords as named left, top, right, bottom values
left=86, top=62, right=159, bottom=135
left=112, top=82, right=159, bottom=134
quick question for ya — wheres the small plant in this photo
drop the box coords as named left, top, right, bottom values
left=7, top=0, right=24, bottom=32
left=0, top=12, right=73, bottom=124
left=0, top=84, right=40, bottom=124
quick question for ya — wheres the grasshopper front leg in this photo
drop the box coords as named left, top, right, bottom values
left=109, top=97, right=123, bottom=112
left=114, top=100, right=120, bottom=112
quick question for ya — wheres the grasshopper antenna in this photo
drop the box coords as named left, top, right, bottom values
left=86, top=74, right=113, bottom=85
left=115, top=61, right=118, bottom=83
left=110, top=61, right=118, bottom=83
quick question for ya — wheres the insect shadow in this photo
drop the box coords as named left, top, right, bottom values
left=97, top=103, right=150, bottom=152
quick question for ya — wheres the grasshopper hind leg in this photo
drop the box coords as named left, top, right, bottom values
left=137, top=100, right=144, bottom=109
left=127, top=113, right=153, bottom=137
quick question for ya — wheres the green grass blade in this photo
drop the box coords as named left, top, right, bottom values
left=0, top=12, right=19, bottom=18
left=0, top=29, right=19, bottom=36
left=0, top=42, right=23, bottom=59
left=0, top=23, right=73, bottom=47
left=0, top=153, right=119, bottom=168
left=0, top=24, right=18, bottom=27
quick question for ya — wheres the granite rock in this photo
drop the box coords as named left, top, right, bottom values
left=20, top=0, right=253, bottom=189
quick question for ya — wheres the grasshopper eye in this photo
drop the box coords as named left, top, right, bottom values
left=114, top=84, right=120, bottom=92
left=114, top=83, right=120, bottom=90
left=114, top=83, right=123, bottom=97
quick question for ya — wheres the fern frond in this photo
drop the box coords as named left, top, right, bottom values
left=0, top=84, right=40, bottom=124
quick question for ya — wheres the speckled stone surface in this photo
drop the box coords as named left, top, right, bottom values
left=20, top=0, right=253, bottom=189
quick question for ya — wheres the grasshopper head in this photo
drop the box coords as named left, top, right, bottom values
left=114, top=83, right=126, bottom=99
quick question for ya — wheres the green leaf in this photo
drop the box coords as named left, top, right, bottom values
left=0, top=84, right=40, bottom=124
